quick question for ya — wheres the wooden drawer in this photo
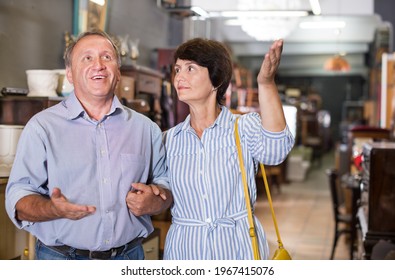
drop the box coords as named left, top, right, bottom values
left=0, top=96, right=63, bottom=125
left=137, top=74, right=161, bottom=96
left=115, top=76, right=135, bottom=102
left=142, top=234, right=159, bottom=260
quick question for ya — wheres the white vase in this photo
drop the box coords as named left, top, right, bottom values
left=53, top=69, right=74, bottom=96
left=26, top=69, right=59, bottom=97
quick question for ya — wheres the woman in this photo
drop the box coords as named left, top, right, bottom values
left=163, top=38, right=294, bottom=260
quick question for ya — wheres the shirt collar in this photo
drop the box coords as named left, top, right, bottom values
left=173, top=106, right=235, bottom=136
left=63, top=92, right=126, bottom=121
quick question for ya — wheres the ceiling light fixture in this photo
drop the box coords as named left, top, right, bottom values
left=322, top=1, right=350, bottom=72
left=324, top=54, right=351, bottom=72
left=216, top=10, right=310, bottom=18
left=299, top=20, right=346, bottom=29
left=309, top=0, right=321, bottom=15
left=190, top=6, right=210, bottom=18
left=89, top=0, right=106, bottom=6
left=218, top=0, right=316, bottom=41
left=238, top=18, right=299, bottom=41
left=221, top=10, right=308, bottom=41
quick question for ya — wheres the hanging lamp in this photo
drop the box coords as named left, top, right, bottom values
left=324, top=54, right=351, bottom=72
left=323, top=0, right=351, bottom=72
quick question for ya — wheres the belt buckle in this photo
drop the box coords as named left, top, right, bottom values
left=89, top=250, right=114, bottom=260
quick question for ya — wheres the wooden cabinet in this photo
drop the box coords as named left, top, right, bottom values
left=121, top=65, right=164, bottom=127
left=0, top=179, right=31, bottom=259
left=0, top=96, right=63, bottom=125
left=358, top=142, right=395, bottom=259
left=115, top=76, right=135, bottom=102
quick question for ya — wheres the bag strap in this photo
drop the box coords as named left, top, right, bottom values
left=234, top=118, right=285, bottom=260
left=259, top=163, right=285, bottom=250
left=234, top=118, right=261, bottom=260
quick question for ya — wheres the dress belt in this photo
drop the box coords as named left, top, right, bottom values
left=40, top=237, right=143, bottom=260
left=172, top=210, right=248, bottom=232
left=172, top=210, right=249, bottom=259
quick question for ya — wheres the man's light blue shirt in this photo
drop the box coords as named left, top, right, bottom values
left=5, top=93, right=169, bottom=251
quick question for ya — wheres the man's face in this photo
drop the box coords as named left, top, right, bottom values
left=66, top=35, right=120, bottom=100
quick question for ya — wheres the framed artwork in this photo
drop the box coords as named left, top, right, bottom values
left=73, top=0, right=109, bottom=35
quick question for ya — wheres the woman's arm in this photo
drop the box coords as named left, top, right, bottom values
left=257, top=39, right=286, bottom=132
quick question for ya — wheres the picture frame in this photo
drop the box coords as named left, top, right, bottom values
left=73, top=0, right=109, bottom=36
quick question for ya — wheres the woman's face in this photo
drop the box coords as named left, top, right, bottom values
left=173, top=59, right=215, bottom=105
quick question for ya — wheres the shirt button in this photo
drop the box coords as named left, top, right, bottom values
left=206, top=218, right=211, bottom=223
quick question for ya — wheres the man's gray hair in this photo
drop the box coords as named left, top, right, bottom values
left=64, top=29, right=121, bottom=68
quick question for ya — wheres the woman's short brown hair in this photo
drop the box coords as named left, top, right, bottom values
left=173, top=38, right=233, bottom=105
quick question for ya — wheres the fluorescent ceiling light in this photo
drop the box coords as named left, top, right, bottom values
left=90, top=0, right=105, bottom=6
left=309, top=0, right=321, bottom=15
left=225, top=19, right=244, bottom=26
left=229, top=17, right=299, bottom=41
left=191, top=6, right=209, bottom=18
left=215, top=10, right=310, bottom=18
left=299, top=21, right=346, bottom=29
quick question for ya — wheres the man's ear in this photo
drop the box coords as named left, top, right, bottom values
left=65, top=67, right=73, bottom=84
left=116, top=69, right=121, bottom=83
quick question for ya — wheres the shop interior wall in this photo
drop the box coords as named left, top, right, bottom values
left=0, top=0, right=182, bottom=90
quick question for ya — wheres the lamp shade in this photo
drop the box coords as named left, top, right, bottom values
left=324, top=55, right=351, bottom=71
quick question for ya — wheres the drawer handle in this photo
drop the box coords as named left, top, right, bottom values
left=145, top=247, right=155, bottom=253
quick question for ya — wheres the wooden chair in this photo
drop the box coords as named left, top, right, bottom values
left=256, top=164, right=284, bottom=194
left=301, top=110, right=330, bottom=167
left=326, top=168, right=352, bottom=259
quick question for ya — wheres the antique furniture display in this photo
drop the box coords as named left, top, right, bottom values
left=0, top=96, right=63, bottom=125
left=358, top=142, right=395, bottom=259
left=120, top=64, right=163, bottom=127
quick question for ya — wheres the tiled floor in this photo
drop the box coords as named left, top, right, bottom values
left=254, top=150, right=350, bottom=260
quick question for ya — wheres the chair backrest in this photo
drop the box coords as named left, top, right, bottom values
left=326, top=168, right=341, bottom=219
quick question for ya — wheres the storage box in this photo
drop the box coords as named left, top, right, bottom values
left=287, top=155, right=310, bottom=182
left=286, top=146, right=312, bottom=182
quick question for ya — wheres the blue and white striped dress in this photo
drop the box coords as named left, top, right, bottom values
left=163, top=106, right=294, bottom=260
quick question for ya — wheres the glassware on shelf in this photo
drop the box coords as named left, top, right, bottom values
left=129, top=38, right=140, bottom=63
left=117, top=34, right=129, bottom=62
